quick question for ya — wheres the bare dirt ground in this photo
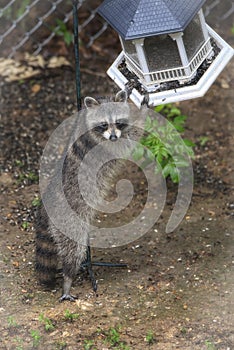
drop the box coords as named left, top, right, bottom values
left=0, top=8, right=234, bottom=350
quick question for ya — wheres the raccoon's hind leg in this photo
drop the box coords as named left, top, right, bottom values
left=58, top=238, right=87, bottom=302
left=35, top=206, right=58, bottom=288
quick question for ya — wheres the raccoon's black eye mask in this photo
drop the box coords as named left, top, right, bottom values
left=116, top=119, right=128, bottom=130
left=94, top=122, right=108, bottom=133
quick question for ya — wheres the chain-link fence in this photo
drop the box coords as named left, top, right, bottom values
left=0, top=0, right=233, bottom=58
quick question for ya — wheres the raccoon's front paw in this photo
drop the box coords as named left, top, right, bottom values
left=59, top=294, right=77, bottom=302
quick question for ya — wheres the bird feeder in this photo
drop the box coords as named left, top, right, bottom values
left=98, top=0, right=233, bottom=108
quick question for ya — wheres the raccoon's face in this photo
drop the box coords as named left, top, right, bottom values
left=93, top=118, right=129, bottom=141
left=84, top=90, right=130, bottom=142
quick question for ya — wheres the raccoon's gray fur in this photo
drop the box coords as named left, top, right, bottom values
left=35, top=90, right=142, bottom=301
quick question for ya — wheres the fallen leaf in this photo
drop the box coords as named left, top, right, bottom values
left=220, top=79, right=230, bottom=89
left=31, top=84, right=41, bottom=93
left=75, top=299, right=93, bottom=310
left=12, top=261, right=19, bottom=268
left=47, top=56, right=71, bottom=68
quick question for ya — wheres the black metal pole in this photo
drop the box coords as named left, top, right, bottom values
left=72, top=1, right=127, bottom=292
left=72, top=0, right=82, bottom=111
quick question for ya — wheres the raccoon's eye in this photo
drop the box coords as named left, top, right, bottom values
left=94, top=123, right=108, bottom=133
left=116, top=120, right=128, bottom=130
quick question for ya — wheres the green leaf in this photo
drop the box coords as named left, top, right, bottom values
left=162, top=162, right=180, bottom=183
left=170, top=166, right=180, bottom=183
left=154, top=105, right=165, bottom=113
left=145, top=148, right=156, bottom=161
left=162, top=163, right=172, bottom=178
left=56, top=19, right=66, bottom=30
left=174, top=159, right=189, bottom=167
left=168, top=107, right=181, bottom=117
left=145, top=116, right=152, bottom=131
left=183, top=139, right=195, bottom=147
left=132, top=145, right=145, bottom=161
left=64, top=31, right=73, bottom=46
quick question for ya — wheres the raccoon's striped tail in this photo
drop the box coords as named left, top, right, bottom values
left=35, top=206, right=58, bottom=288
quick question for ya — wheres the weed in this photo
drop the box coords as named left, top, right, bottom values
left=104, top=326, right=130, bottom=349
left=14, top=337, right=24, bottom=350
left=15, top=160, right=24, bottom=168
left=16, top=346, right=24, bottom=350
left=145, top=330, right=155, bottom=345
left=55, top=340, right=67, bottom=349
left=16, top=0, right=31, bottom=18
left=16, top=171, right=39, bottom=184
left=205, top=340, right=217, bottom=350
left=38, top=313, right=55, bottom=332
left=133, top=104, right=194, bottom=183
left=53, top=19, right=73, bottom=46
left=0, top=6, right=12, bottom=20
left=180, top=327, right=187, bottom=335
left=83, top=339, right=95, bottom=350
left=199, top=136, right=209, bottom=146
left=32, top=196, right=42, bottom=207
left=64, top=309, right=79, bottom=322
left=7, top=315, right=18, bottom=327
left=106, top=327, right=120, bottom=346
left=27, top=172, right=39, bottom=182
left=30, top=329, right=41, bottom=347
left=117, top=343, right=131, bottom=350
left=21, top=221, right=30, bottom=230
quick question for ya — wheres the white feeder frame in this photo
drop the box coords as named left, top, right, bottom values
left=107, top=25, right=233, bottom=108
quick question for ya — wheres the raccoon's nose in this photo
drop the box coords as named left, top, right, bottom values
left=110, top=133, right=118, bottom=141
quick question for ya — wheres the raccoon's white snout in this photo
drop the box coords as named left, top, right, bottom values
left=103, top=128, right=121, bottom=141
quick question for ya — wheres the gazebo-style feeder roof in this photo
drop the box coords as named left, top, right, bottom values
left=98, top=0, right=206, bottom=40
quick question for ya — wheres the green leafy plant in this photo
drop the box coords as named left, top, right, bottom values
left=16, top=171, right=39, bottom=184
left=16, top=0, right=31, bottom=18
left=205, top=340, right=217, bottom=350
left=38, top=313, right=55, bottom=332
left=21, top=221, right=30, bottom=230
left=27, top=172, right=39, bottom=182
left=32, top=196, right=42, bottom=207
left=106, top=327, right=120, bottom=346
left=64, top=309, right=79, bottom=322
left=55, top=340, right=67, bottom=349
left=53, top=19, right=73, bottom=46
left=83, top=339, right=95, bottom=350
left=133, top=104, right=194, bottom=183
left=118, top=344, right=131, bottom=350
left=145, top=330, right=155, bottom=345
left=16, top=345, right=24, bottom=350
left=7, top=315, right=18, bottom=327
left=199, top=136, right=209, bottom=146
left=30, top=329, right=41, bottom=347
left=15, top=159, right=24, bottom=168
left=13, top=337, right=24, bottom=350
left=0, top=6, right=12, bottom=20
left=180, top=326, right=187, bottom=335
left=104, top=326, right=130, bottom=349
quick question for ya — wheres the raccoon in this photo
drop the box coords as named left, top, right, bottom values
left=35, top=90, right=139, bottom=301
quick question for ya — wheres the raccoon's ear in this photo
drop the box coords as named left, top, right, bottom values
left=115, top=90, right=127, bottom=103
left=84, top=97, right=100, bottom=109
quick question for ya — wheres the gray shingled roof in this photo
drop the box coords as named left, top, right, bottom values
left=98, top=0, right=206, bottom=40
